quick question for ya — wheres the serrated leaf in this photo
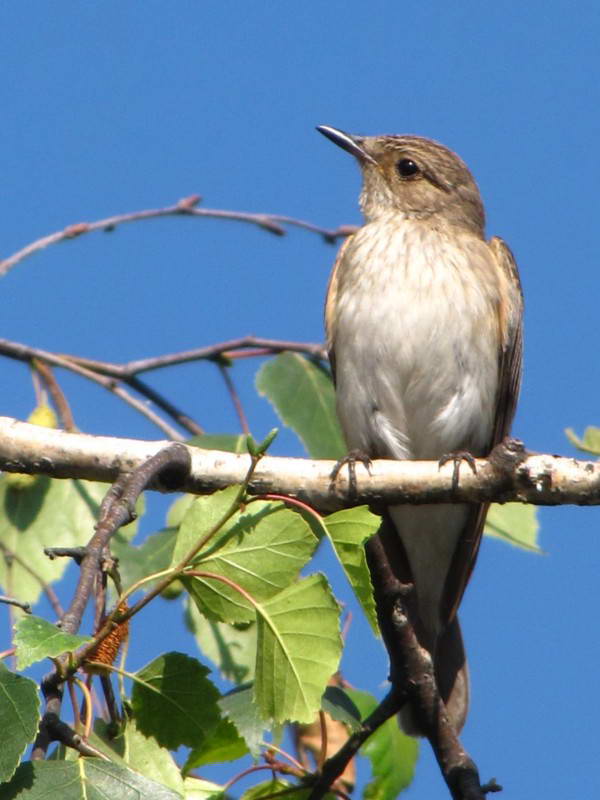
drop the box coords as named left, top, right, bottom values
left=131, top=652, right=221, bottom=750
left=565, top=426, right=600, bottom=456
left=1, top=759, right=183, bottom=799
left=254, top=574, right=342, bottom=723
left=181, top=499, right=318, bottom=624
left=13, top=615, right=92, bottom=670
left=255, top=353, right=345, bottom=459
left=185, top=715, right=248, bottom=772
left=321, top=685, right=362, bottom=732
left=321, top=507, right=380, bottom=635
left=218, top=684, right=266, bottom=759
left=0, top=663, right=40, bottom=782
left=484, top=503, right=541, bottom=553
left=345, top=689, right=418, bottom=800
left=185, top=601, right=256, bottom=684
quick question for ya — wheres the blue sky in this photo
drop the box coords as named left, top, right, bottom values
left=2, top=3, right=599, bottom=797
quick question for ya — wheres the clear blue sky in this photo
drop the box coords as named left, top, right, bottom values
left=2, top=3, right=599, bottom=797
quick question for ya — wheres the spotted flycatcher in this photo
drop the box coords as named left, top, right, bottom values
left=318, top=125, right=523, bottom=733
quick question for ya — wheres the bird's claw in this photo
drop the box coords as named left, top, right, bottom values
left=438, top=450, right=477, bottom=492
left=330, top=449, right=372, bottom=501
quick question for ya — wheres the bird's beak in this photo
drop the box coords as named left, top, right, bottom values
left=316, top=125, right=377, bottom=165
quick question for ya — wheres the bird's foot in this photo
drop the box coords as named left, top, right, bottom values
left=330, top=449, right=372, bottom=501
left=438, top=450, right=477, bottom=492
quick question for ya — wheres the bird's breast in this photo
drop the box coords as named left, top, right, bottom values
left=328, top=216, right=502, bottom=460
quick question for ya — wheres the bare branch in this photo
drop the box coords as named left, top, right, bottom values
left=67, top=336, right=326, bottom=378
left=0, top=195, right=354, bottom=277
left=0, top=595, right=31, bottom=614
left=125, top=375, right=205, bottom=436
left=0, top=338, right=188, bottom=438
left=31, top=359, right=76, bottom=432
left=0, top=334, right=325, bottom=436
left=1, top=418, right=599, bottom=507
left=218, top=361, right=250, bottom=434
left=0, top=543, right=64, bottom=617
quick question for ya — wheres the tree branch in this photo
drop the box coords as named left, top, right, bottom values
left=1, top=417, right=599, bottom=507
left=0, top=335, right=325, bottom=436
left=0, top=339, right=187, bottom=438
left=0, top=195, right=354, bottom=277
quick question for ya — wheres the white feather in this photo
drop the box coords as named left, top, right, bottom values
left=332, top=213, right=501, bottom=636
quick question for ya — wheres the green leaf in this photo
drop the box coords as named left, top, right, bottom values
left=131, top=652, right=221, bottom=750
left=255, top=353, right=345, bottom=459
left=94, top=718, right=185, bottom=794
left=0, top=663, right=40, bottom=782
left=182, top=500, right=318, bottom=624
left=565, top=426, right=600, bottom=456
left=184, top=716, right=248, bottom=772
left=0, top=759, right=183, bottom=799
left=484, top=503, right=542, bottom=553
left=0, top=478, right=142, bottom=605
left=345, top=689, right=418, bottom=800
left=185, top=601, right=256, bottom=684
left=240, top=780, right=301, bottom=800
left=188, top=434, right=248, bottom=454
left=115, top=527, right=177, bottom=592
left=218, top=684, right=265, bottom=759
left=170, top=486, right=242, bottom=566
left=182, top=776, right=226, bottom=800
left=166, top=495, right=195, bottom=529
left=254, top=574, right=342, bottom=723
left=321, top=507, right=380, bottom=635
left=13, top=615, right=92, bottom=670
left=321, top=685, right=362, bottom=732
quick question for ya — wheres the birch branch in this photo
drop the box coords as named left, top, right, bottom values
left=1, top=417, right=598, bottom=508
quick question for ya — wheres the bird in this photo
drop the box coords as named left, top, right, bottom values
left=317, top=125, right=523, bottom=734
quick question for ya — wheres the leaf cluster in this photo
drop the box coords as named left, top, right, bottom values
left=0, top=353, right=542, bottom=799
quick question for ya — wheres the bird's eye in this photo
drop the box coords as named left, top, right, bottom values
left=396, top=158, right=420, bottom=178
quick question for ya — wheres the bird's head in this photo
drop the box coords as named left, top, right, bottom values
left=317, top=125, right=485, bottom=233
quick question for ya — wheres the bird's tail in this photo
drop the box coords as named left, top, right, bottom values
left=399, top=615, right=469, bottom=736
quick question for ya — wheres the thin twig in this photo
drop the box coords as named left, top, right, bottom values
left=72, top=677, right=93, bottom=739
left=0, top=542, right=64, bottom=617
left=0, top=595, right=31, bottom=613
left=0, top=338, right=184, bottom=438
left=67, top=336, right=326, bottom=378
left=307, top=688, right=406, bottom=800
left=223, top=763, right=305, bottom=793
left=126, top=375, right=204, bottom=436
left=218, top=362, right=250, bottom=434
left=68, top=680, right=81, bottom=732
left=31, top=359, right=76, bottom=431
left=100, top=673, right=121, bottom=726
left=32, top=713, right=110, bottom=760
left=0, top=195, right=354, bottom=277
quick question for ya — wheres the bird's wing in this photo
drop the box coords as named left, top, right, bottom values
left=324, top=235, right=354, bottom=385
left=487, top=236, right=524, bottom=445
left=442, top=237, right=524, bottom=624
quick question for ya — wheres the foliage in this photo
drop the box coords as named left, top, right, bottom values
left=0, top=348, right=542, bottom=799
